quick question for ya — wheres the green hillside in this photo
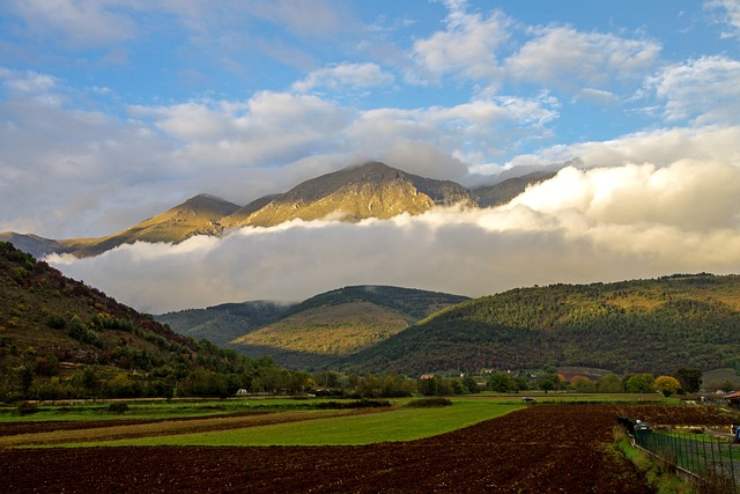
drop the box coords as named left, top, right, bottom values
left=344, top=274, right=740, bottom=375
left=0, top=242, right=291, bottom=400
left=155, top=301, right=291, bottom=346
left=228, top=286, right=469, bottom=369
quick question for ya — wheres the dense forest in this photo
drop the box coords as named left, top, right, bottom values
left=345, top=275, right=740, bottom=374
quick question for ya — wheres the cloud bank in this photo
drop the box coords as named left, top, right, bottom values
left=48, top=158, right=740, bottom=313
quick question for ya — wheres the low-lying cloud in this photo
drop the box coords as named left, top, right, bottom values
left=48, top=159, right=740, bottom=313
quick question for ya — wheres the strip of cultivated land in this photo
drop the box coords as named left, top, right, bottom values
left=35, top=400, right=523, bottom=448
left=0, top=408, right=386, bottom=448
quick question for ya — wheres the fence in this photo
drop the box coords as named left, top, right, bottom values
left=634, top=428, right=739, bottom=493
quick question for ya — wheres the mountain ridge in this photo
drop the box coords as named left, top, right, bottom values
left=2, top=161, right=553, bottom=258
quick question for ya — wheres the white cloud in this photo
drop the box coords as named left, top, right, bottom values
left=705, top=0, right=740, bottom=39
left=472, top=125, right=740, bottom=175
left=292, top=63, right=394, bottom=92
left=646, top=56, right=740, bottom=124
left=47, top=159, right=740, bottom=313
left=409, top=0, right=509, bottom=82
left=0, top=68, right=560, bottom=237
left=505, top=27, right=661, bottom=89
left=7, top=0, right=136, bottom=45
left=574, top=88, right=618, bottom=105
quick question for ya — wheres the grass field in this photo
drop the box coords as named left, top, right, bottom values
left=0, top=397, right=342, bottom=423
left=52, top=399, right=522, bottom=447
left=468, top=392, right=676, bottom=404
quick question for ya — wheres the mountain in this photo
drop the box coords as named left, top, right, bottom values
left=161, top=285, right=469, bottom=369
left=61, top=194, right=240, bottom=257
left=155, top=301, right=291, bottom=347
left=472, top=171, right=556, bottom=208
left=2, top=162, right=559, bottom=259
left=0, top=233, right=68, bottom=258
left=0, top=241, right=252, bottom=397
left=343, top=274, right=740, bottom=375
left=221, top=161, right=474, bottom=228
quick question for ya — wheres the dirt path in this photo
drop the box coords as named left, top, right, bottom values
left=1, top=404, right=655, bottom=493
left=0, top=408, right=385, bottom=447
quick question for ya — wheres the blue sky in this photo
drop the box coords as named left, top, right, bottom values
left=0, top=0, right=739, bottom=238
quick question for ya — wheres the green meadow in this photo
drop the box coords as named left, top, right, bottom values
left=54, top=399, right=522, bottom=447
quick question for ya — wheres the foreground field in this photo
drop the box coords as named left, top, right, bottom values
left=56, top=400, right=521, bottom=447
left=3, top=405, right=659, bottom=494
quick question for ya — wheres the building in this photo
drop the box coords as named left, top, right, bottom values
left=724, top=391, right=740, bottom=408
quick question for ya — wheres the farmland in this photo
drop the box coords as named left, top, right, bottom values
left=3, top=393, right=737, bottom=492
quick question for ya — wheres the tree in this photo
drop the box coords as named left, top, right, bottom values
left=537, top=373, right=560, bottom=393
left=675, top=368, right=702, bottom=393
left=463, top=375, right=480, bottom=393
left=624, top=373, right=655, bottom=393
left=655, top=376, right=681, bottom=396
left=571, top=376, right=595, bottom=393
left=18, top=365, right=34, bottom=397
left=487, top=372, right=516, bottom=392
left=81, top=367, right=100, bottom=398
left=597, top=374, right=623, bottom=393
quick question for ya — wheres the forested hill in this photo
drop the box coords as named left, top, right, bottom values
left=0, top=241, right=289, bottom=399
left=345, top=274, right=740, bottom=375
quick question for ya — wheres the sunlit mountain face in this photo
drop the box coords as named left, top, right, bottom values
left=0, top=0, right=738, bottom=312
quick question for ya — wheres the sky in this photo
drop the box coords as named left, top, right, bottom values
left=1, top=0, right=740, bottom=311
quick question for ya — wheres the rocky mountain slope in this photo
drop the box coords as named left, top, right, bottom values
left=2, top=162, right=551, bottom=258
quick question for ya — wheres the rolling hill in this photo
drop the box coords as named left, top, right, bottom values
left=160, top=285, right=469, bottom=369
left=2, top=162, right=552, bottom=258
left=343, top=274, right=740, bottom=375
left=155, top=301, right=291, bottom=347
left=0, top=241, right=265, bottom=398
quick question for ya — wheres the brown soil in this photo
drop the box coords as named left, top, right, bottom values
left=1, top=404, right=656, bottom=493
left=611, top=404, right=737, bottom=425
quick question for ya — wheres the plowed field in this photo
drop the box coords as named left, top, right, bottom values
left=1, top=404, right=660, bottom=493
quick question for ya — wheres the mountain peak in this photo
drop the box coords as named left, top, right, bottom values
left=176, top=194, right=240, bottom=216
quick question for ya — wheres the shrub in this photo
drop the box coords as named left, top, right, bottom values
left=46, top=315, right=66, bottom=329
left=316, top=399, right=391, bottom=409
left=405, top=397, right=453, bottom=407
left=108, top=402, right=129, bottom=413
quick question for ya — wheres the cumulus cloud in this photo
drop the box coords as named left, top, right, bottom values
left=472, top=125, right=740, bottom=175
left=409, top=0, right=509, bottom=81
left=47, top=159, right=740, bottom=313
left=505, top=27, right=661, bottom=89
left=0, top=67, right=561, bottom=237
left=645, top=56, right=740, bottom=124
left=292, top=63, right=394, bottom=92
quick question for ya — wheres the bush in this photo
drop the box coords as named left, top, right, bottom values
left=17, top=401, right=38, bottom=415
left=316, top=399, right=391, bottom=409
left=405, top=397, right=453, bottom=407
left=46, top=315, right=66, bottom=329
left=108, top=402, right=129, bottom=413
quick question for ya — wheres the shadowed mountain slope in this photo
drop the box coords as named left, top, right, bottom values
left=344, top=274, right=740, bottom=375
